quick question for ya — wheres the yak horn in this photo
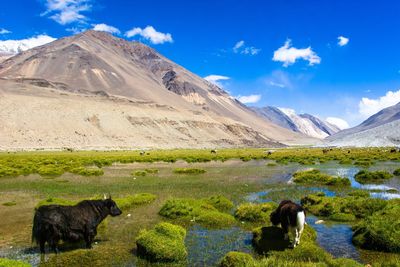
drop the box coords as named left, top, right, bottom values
left=103, top=193, right=107, bottom=200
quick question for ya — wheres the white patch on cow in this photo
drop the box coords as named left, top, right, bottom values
left=295, top=211, right=305, bottom=246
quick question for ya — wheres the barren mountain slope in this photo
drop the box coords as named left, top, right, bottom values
left=327, top=102, right=400, bottom=144
left=0, top=31, right=317, bottom=150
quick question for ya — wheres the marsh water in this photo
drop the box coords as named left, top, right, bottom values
left=1, top=160, right=399, bottom=266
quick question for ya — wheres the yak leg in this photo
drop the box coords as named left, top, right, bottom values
left=84, top=227, right=94, bottom=249
left=49, top=239, right=59, bottom=254
left=39, top=239, right=46, bottom=254
left=290, top=227, right=298, bottom=248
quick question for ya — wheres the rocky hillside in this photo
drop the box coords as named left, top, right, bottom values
left=0, top=31, right=316, bottom=150
left=251, top=106, right=339, bottom=139
left=327, top=102, right=400, bottom=147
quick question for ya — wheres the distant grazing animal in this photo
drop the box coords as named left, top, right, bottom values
left=210, top=149, right=217, bottom=154
left=32, top=196, right=122, bottom=254
left=390, top=148, right=400, bottom=153
left=270, top=200, right=306, bottom=248
left=322, top=149, right=329, bottom=154
left=140, top=150, right=145, bottom=156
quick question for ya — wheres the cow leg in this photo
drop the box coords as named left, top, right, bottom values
left=49, top=240, right=59, bottom=254
left=84, top=231, right=93, bottom=249
left=290, top=227, right=298, bottom=248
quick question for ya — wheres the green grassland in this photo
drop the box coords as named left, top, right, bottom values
left=0, top=147, right=399, bottom=266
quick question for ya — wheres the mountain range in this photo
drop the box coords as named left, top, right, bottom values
left=0, top=30, right=317, bottom=150
left=251, top=106, right=340, bottom=139
left=327, top=102, right=400, bottom=147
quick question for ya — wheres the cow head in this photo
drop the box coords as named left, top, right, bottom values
left=103, top=196, right=122, bottom=217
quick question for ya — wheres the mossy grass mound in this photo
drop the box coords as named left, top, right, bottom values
left=70, top=167, right=104, bottom=176
left=40, top=244, right=132, bottom=267
left=300, top=192, right=386, bottom=221
left=173, top=168, right=206, bottom=174
left=159, top=196, right=235, bottom=228
left=292, top=169, right=350, bottom=186
left=36, top=193, right=156, bottom=211
left=352, top=199, right=400, bottom=253
left=132, top=170, right=147, bottom=176
left=2, top=201, right=16, bottom=206
left=252, top=224, right=362, bottom=267
left=36, top=197, right=77, bottom=208
left=0, top=258, right=30, bottom=267
left=136, top=222, right=187, bottom=263
left=234, top=202, right=277, bottom=223
left=354, top=159, right=375, bottom=167
left=114, top=193, right=156, bottom=210
left=354, top=170, right=393, bottom=184
left=394, top=168, right=400, bottom=176
left=219, top=251, right=254, bottom=267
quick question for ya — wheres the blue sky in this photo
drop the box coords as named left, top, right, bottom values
left=1, top=0, right=400, bottom=128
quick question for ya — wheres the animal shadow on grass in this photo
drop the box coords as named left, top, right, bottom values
left=253, top=226, right=291, bottom=254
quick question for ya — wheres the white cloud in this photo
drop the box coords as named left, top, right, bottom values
left=233, top=40, right=260, bottom=55
left=236, top=94, right=261, bottom=104
left=92, top=23, right=120, bottom=34
left=233, top=40, right=244, bottom=53
left=358, top=89, right=400, bottom=118
left=125, top=26, right=173, bottom=44
left=0, top=28, right=11, bottom=34
left=269, top=81, right=286, bottom=88
left=0, top=35, right=56, bottom=54
left=273, top=39, right=321, bottom=67
left=204, top=75, right=230, bottom=87
left=326, top=117, right=349, bottom=130
left=42, top=0, right=92, bottom=25
left=338, top=36, right=349, bottom=46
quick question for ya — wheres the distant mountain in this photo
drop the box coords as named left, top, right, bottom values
left=0, top=30, right=317, bottom=150
left=327, top=102, right=400, bottom=147
left=251, top=106, right=340, bottom=139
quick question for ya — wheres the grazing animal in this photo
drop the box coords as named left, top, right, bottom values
left=322, top=149, right=329, bottom=154
left=32, top=196, right=122, bottom=254
left=270, top=200, right=306, bottom=248
left=210, top=149, right=217, bottom=154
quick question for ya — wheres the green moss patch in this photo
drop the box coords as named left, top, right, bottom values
left=393, top=168, right=400, bottom=176
left=0, top=258, right=30, bottom=267
left=354, top=170, right=393, bottom=184
left=173, top=168, right=206, bottom=174
left=36, top=197, right=77, bottom=208
left=70, top=167, right=104, bottom=176
left=114, top=193, right=156, bottom=210
left=219, top=251, right=254, bottom=267
left=41, top=244, right=132, bottom=267
left=300, top=192, right=386, bottom=221
left=234, top=202, right=277, bottom=223
left=159, top=196, right=235, bottom=228
left=352, top=199, right=400, bottom=253
left=292, top=169, right=350, bottom=186
left=2, top=201, right=16, bottom=207
left=136, top=222, right=187, bottom=263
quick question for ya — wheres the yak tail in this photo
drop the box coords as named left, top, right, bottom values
left=31, top=212, right=41, bottom=244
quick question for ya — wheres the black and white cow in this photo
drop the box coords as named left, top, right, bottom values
left=270, top=200, right=306, bottom=247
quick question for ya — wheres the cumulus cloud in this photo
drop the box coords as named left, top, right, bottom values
left=125, top=26, right=173, bottom=44
left=273, top=39, right=321, bottom=67
left=338, top=36, right=349, bottom=46
left=233, top=40, right=260, bottom=55
left=0, top=35, right=56, bottom=54
left=92, top=23, right=120, bottom=34
left=358, top=89, right=400, bottom=118
left=42, top=0, right=92, bottom=25
left=0, top=28, right=11, bottom=34
left=326, top=117, right=350, bottom=130
left=236, top=94, right=261, bottom=104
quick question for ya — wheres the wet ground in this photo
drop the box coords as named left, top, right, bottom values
left=1, top=160, right=399, bottom=266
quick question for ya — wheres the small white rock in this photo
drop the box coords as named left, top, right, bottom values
left=127, top=213, right=131, bottom=217
left=315, top=220, right=325, bottom=224
left=9, top=246, right=13, bottom=249
left=94, top=242, right=98, bottom=245
left=133, top=177, right=137, bottom=180
left=241, top=221, right=245, bottom=224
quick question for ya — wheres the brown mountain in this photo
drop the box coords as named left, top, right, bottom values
left=0, top=30, right=316, bottom=150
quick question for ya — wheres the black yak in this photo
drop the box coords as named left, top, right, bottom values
left=270, top=200, right=306, bottom=248
left=32, top=196, right=122, bottom=254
